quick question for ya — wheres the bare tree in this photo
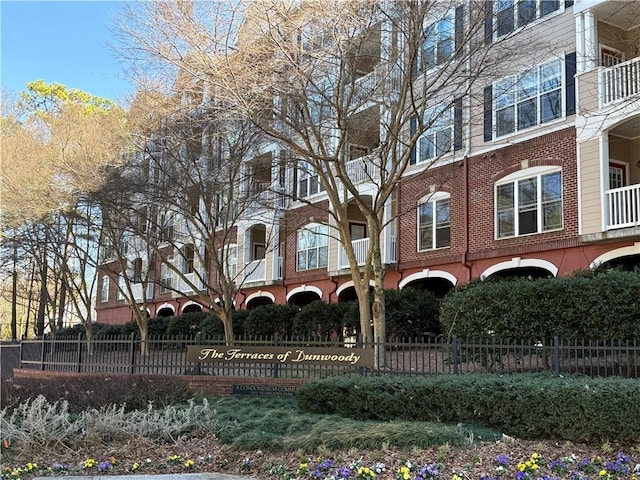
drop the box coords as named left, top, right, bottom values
left=98, top=84, right=278, bottom=345
left=117, top=1, right=549, bottom=363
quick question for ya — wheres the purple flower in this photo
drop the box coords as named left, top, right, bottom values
left=319, top=459, right=336, bottom=471
left=495, top=454, right=509, bottom=466
left=98, top=461, right=111, bottom=472
left=337, top=467, right=352, bottom=478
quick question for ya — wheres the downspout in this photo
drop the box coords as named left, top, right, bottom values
left=461, top=155, right=472, bottom=282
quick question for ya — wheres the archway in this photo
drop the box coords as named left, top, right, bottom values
left=591, top=243, right=640, bottom=272
left=156, top=307, right=174, bottom=317
left=480, top=258, right=558, bottom=281
left=246, top=296, right=275, bottom=309
left=287, top=285, right=322, bottom=308
left=182, top=303, right=203, bottom=314
left=399, top=269, right=457, bottom=298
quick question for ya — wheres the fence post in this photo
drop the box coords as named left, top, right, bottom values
left=452, top=336, right=459, bottom=374
left=194, top=332, right=202, bottom=375
left=553, top=336, right=561, bottom=374
left=76, top=333, right=83, bottom=373
left=129, top=333, right=136, bottom=374
left=40, top=334, right=46, bottom=371
left=272, top=333, right=280, bottom=378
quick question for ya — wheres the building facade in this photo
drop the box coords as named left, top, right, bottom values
left=96, top=0, right=640, bottom=324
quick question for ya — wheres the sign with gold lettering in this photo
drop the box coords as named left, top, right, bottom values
left=186, top=345, right=374, bottom=367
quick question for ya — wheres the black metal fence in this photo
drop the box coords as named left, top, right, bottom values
left=16, top=334, right=640, bottom=379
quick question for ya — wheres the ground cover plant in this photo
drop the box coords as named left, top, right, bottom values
left=1, top=376, right=640, bottom=479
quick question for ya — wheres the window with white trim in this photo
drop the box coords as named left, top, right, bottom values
left=117, top=276, right=125, bottom=300
left=494, top=59, right=562, bottom=137
left=180, top=244, right=195, bottom=274
left=496, top=0, right=560, bottom=38
left=160, top=263, right=173, bottom=293
left=222, top=244, right=237, bottom=280
left=418, top=193, right=451, bottom=250
left=418, top=105, right=454, bottom=162
left=496, top=168, right=562, bottom=238
left=423, top=15, right=454, bottom=69
left=296, top=223, right=328, bottom=271
left=100, top=276, right=109, bottom=303
left=297, top=161, right=325, bottom=198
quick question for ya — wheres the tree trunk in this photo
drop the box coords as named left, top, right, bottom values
left=219, top=307, right=235, bottom=346
left=11, top=234, right=18, bottom=340
left=139, top=320, right=149, bottom=356
left=85, top=321, right=94, bottom=356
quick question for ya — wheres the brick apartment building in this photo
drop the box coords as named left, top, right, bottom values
left=96, top=0, right=640, bottom=324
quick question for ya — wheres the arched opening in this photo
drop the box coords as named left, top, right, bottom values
left=484, top=266, right=554, bottom=281
left=288, top=291, right=321, bottom=307
left=246, top=296, right=275, bottom=309
left=182, top=303, right=203, bottom=314
left=401, top=277, right=455, bottom=298
left=156, top=307, right=174, bottom=317
left=594, top=254, right=640, bottom=272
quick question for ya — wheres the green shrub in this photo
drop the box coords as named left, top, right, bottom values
left=200, top=311, right=245, bottom=339
left=297, top=374, right=640, bottom=443
left=292, top=301, right=352, bottom=339
left=385, top=288, right=441, bottom=339
left=243, top=304, right=297, bottom=337
left=441, top=270, right=640, bottom=340
left=166, top=312, right=208, bottom=336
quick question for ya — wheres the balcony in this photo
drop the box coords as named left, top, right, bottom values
left=345, top=154, right=379, bottom=185
left=130, top=283, right=154, bottom=301
left=243, top=259, right=265, bottom=283
left=352, top=62, right=401, bottom=105
left=177, top=272, right=198, bottom=294
left=338, top=237, right=369, bottom=269
left=606, top=184, right=640, bottom=230
left=601, top=57, right=640, bottom=106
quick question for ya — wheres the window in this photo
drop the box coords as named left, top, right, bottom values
left=133, top=257, right=143, bottom=283
left=418, top=105, right=454, bottom=162
left=423, top=15, right=454, bottom=69
left=495, top=0, right=560, bottom=38
left=100, top=276, right=109, bottom=303
left=159, top=214, right=175, bottom=242
left=180, top=244, right=195, bottom=274
left=418, top=193, right=451, bottom=250
left=160, top=263, right=173, bottom=293
left=496, top=168, right=562, bottom=238
left=297, top=161, right=324, bottom=198
left=494, top=59, right=562, bottom=137
left=609, top=162, right=627, bottom=190
left=223, top=244, right=237, bottom=279
left=117, top=276, right=125, bottom=300
left=297, top=223, right=329, bottom=271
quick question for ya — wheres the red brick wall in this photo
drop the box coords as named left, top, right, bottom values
left=398, top=127, right=579, bottom=273
left=12, top=369, right=309, bottom=397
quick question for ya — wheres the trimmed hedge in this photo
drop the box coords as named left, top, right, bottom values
left=297, top=374, right=640, bottom=443
left=441, top=270, right=640, bottom=340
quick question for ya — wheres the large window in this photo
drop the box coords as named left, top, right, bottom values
left=180, top=244, right=195, bottom=274
left=494, top=59, right=562, bottom=137
left=418, top=193, right=451, bottom=250
left=297, top=161, right=324, bottom=198
left=423, top=15, right=454, bottom=69
left=496, top=168, right=562, bottom=238
left=297, top=223, right=329, bottom=271
left=495, top=0, right=560, bottom=38
left=418, top=106, right=454, bottom=162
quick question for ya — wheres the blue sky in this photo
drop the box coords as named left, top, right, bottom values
left=1, top=1, right=134, bottom=105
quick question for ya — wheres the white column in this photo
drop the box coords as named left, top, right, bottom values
left=382, top=196, right=393, bottom=263
left=584, top=9, right=598, bottom=71
left=575, top=12, right=586, bottom=73
left=599, top=134, right=609, bottom=231
left=271, top=224, right=281, bottom=280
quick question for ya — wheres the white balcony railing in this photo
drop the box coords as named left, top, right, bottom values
left=346, top=155, right=379, bottom=184
left=601, top=57, right=640, bottom=105
left=339, top=237, right=370, bottom=269
left=606, top=184, right=640, bottom=230
left=177, top=272, right=197, bottom=293
left=243, top=258, right=266, bottom=283
left=353, top=62, right=402, bottom=102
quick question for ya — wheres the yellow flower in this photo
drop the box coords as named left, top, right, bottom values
left=131, top=463, right=140, bottom=471
left=185, top=459, right=195, bottom=469
left=517, top=462, right=526, bottom=471
left=452, top=474, right=463, bottom=480
left=26, top=462, right=37, bottom=471
left=84, top=458, right=96, bottom=468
